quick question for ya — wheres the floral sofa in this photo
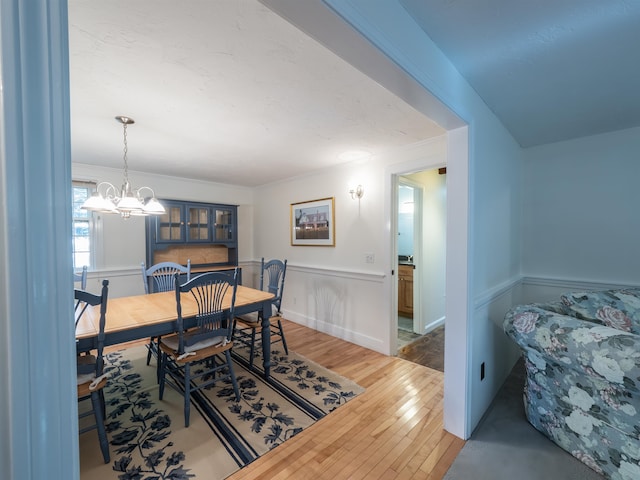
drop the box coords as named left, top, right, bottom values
left=504, top=288, right=640, bottom=480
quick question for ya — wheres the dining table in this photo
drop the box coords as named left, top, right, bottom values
left=75, top=285, right=275, bottom=377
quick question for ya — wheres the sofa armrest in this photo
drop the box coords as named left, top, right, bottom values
left=504, top=304, right=640, bottom=386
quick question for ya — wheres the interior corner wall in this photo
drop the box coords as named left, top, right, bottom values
left=522, top=126, right=640, bottom=292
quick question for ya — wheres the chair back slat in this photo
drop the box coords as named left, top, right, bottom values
left=259, top=258, right=287, bottom=314
left=175, top=269, right=238, bottom=354
left=142, top=260, right=191, bottom=294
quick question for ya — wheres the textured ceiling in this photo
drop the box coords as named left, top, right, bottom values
left=400, top=0, right=640, bottom=147
left=68, top=0, right=444, bottom=187
left=70, top=1, right=638, bottom=185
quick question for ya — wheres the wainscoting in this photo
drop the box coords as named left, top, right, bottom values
left=467, top=274, right=636, bottom=434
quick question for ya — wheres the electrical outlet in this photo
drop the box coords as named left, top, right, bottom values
left=365, top=253, right=375, bottom=264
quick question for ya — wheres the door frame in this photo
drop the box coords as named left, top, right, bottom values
left=384, top=127, right=470, bottom=439
left=397, top=177, right=424, bottom=336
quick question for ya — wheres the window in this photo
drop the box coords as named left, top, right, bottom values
left=72, top=181, right=95, bottom=269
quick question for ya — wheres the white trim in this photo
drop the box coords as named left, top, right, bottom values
left=474, top=275, right=523, bottom=309
left=398, top=177, right=424, bottom=335
left=424, top=316, right=445, bottom=335
left=88, top=266, right=144, bottom=277
left=286, top=263, right=386, bottom=283
left=472, top=274, right=635, bottom=313
left=443, top=126, right=471, bottom=439
left=521, top=276, right=637, bottom=292
left=0, top=0, right=78, bottom=478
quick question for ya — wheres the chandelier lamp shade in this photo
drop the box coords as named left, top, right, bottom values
left=81, top=116, right=165, bottom=219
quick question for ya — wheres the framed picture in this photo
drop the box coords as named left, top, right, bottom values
left=290, top=197, right=335, bottom=246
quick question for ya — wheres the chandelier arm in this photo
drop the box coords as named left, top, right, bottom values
left=96, top=181, right=119, bottom=200
left=135, top=186, right=157, bottom=199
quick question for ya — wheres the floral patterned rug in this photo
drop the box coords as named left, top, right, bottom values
left=79, top=344, right=364, bottom=479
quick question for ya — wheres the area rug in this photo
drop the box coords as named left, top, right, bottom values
left=79, top=344, right=364, bottom=479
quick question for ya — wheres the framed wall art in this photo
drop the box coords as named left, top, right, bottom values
left=290, top=197, right=335, bottom=246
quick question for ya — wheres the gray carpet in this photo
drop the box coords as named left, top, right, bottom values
left=444, top=359, right=605, bottom=480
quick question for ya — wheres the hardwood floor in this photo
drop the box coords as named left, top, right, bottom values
left=398, top=326, right=445, bottom=372
left=227, top=320, right=464, bottom=480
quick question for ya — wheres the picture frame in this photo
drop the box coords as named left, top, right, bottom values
left=290, top=197, right=335, bottom=246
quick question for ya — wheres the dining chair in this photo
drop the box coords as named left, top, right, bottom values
left=75, top=279, right=110, bottom=463
left=74, top=265, right=88, bottom=290
left=234, top=258, right=288, bottom=367
left=141, top=260, right=191, bottom=366
left=158, top=269, right=240, bottom=427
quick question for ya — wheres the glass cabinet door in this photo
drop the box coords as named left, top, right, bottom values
left=214, top=208, right=234, bottom=242
left=186, top=206, right=210, bottom=242
left=156, top=203, right=184, bottom=242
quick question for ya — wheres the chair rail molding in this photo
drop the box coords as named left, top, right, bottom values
left=286, top=262, right=386, bottom=283
left=522, top=275, right=638, bottom=292
left=474, top=275, right=523, bottom=310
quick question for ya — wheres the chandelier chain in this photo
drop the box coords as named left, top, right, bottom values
left=122, top=122, right=129, bottom=182
left=80, top=115, right=164, bottom=218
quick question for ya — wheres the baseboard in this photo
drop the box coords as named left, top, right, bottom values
left=423, top=316, right=445, bottom=335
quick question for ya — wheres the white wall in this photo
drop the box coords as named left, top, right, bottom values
left=523, top=126, right=640, bottom=288
left=72, top=163, right=255, bottom=297
left=313, top=0, right=524, bottom=436
left=253, top=139, right=446, bottom=354
left=78, top=0, right=527, bottom=440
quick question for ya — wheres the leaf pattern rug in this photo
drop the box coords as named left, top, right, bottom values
left=79, top=344, right=364, bottom=479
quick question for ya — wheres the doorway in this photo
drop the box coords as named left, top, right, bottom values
left=395, top=168, right=447, bottom=373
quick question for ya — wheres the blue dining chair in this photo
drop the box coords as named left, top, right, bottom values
left=74, top=265, right=88, bottom=290
left=234, top=258, right=288, bottom=367
left=141, top=260, right=191, bottom=366
left=158, top=269, right=240, bottom=427
left=75, top=279, right=110, bottom=463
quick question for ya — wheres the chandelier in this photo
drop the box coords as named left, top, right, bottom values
left=81, top=116, right=165, bottom=218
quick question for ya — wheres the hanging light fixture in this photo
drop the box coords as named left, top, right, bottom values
left=81, top=116, right=165, bottom=219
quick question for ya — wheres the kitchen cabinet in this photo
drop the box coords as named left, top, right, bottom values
left=146, top=199, right=238, bottom=269
left=398, top=264, right=414, bottom=317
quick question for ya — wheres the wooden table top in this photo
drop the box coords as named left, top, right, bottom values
left=75, top=285, right=274, bottom=340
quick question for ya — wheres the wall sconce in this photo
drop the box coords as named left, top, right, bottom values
left=349, top=185, right=364, bottom=200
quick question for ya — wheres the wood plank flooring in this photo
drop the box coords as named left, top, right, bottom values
left=227, top=320, right=464, bottom=480
left=398, top=326, right=445, bottom=372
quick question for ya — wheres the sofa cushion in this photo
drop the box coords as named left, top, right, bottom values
left=561, top=289, right=640, bottom=334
